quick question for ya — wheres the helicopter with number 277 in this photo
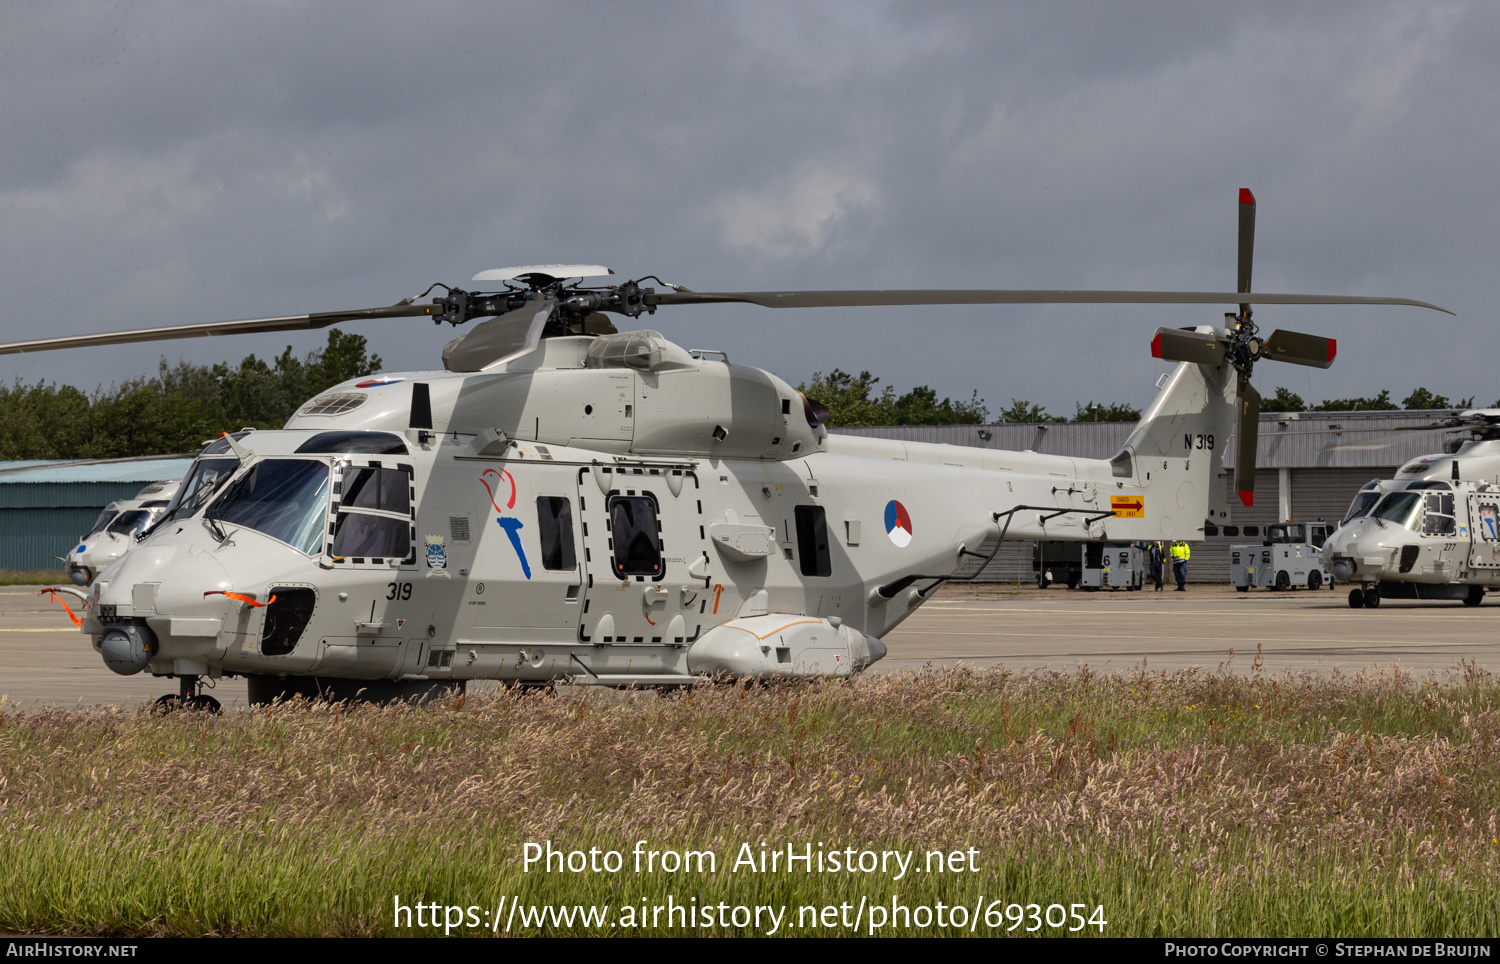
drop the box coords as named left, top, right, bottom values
left=7, top=191, right=1446, bottom=708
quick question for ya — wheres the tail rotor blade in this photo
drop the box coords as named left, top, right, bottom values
left=1236, top=375, right=1261, bottom=507
left=1151, top=327, right=1228, bottom=365
left=1263, top=329, right=1337, bottom=369
left=1238, top=188, right=1256, bottom=316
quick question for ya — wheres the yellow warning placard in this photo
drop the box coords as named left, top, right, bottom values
left=1110, top=496, right=1146, bottom=518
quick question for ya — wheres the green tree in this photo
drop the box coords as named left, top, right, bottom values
left=1072, top=400, right=1141, bottom=422
left=996, top=399, right=1061, bottom=424
left=1401, top=388, right=1472, bottom=410
left=796, top=370, right=987, bottom=427
left=0, top=329, right=386, bottom=459
left=1267, top=387, right=1306, bottom=412
left=1312, top=390, right=1398, bottom=412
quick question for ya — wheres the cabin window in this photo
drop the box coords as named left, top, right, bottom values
left=341, top=467, right=411, bottom=514
left=608, top=495, right=663, bottom=578
left=537, top=496, right=578, bottom=571
left=331, top=464, right=414, bottom=561
left=1421, top=492, right=1457, bottom=536
left=795, top=505, right=832, bottom=577
left=1478, top=505, right=1500, bottom=541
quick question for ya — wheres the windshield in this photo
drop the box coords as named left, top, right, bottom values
left=84, top=507, right=119, bottom=538
left=1342, top=491, right=1382, bottom=526
left=105, top=510, right=152, bottom=539
left=1372, top=492, right=1423, bottom=531
left=157, top=457, right=241, bottom=528
left=210, top=459, right=330, bottom=554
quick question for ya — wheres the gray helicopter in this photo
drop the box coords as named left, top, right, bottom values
left=1322, top=410, right=1500, bottom=608
left=65, top=478, right=182, bottom=586
left=3, top=193, right=1446, bottom=708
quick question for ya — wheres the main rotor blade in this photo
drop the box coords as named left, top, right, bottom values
left=1151, top=327, right=1228, bottom=365
left=0, top=302, right=442, bottom=356
left=1238, top=188, right=1256, bottom=317
left=1262, top=329, right=1337, bottom=369
left=645, top=289, right=1453, bottom=313
left=1236, top=375, right=1261, bottom=508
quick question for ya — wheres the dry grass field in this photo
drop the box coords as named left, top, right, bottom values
left=0, top=660, right=1497, bottom=936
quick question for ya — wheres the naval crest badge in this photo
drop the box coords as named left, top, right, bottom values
left=426, top=535, right=447, bottom=570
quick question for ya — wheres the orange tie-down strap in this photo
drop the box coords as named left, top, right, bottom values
left=38, top=588, right=82, bottom=627
left=204, top=590, right=277, bottom=608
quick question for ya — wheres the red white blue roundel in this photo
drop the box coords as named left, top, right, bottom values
left=354, top=376, right=404, bottom=389
left=884, top=499, right=913, bottom=547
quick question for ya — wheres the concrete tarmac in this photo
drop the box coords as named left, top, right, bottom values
left=3, top=582, right=1494, bottom=711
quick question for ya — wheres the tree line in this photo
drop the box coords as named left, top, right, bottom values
left=0, top=331, right=382, bottom=460
left=796, top=370, right=1145, bottom=427
left=1266, top=387, right=1486, bottom=412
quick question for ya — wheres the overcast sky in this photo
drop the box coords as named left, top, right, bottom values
left=0, top=2, right=1494, bottom=418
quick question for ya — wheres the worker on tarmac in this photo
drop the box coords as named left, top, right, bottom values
left=1170, top=541, right=1190, bottom=591
left=1148, top=541, right=1165, bottom=591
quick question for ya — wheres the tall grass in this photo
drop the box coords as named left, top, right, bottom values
left=1, top=661, right=1497, bottom=936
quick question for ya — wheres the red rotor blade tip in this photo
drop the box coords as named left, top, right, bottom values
left=1328, top=338, right=1337, bottom=364
left=1240, top=188, right=1255, bottom=205
left=1151, top=333, right=1163, bottom=358
left=1239, top=491, right=1254, bottom=508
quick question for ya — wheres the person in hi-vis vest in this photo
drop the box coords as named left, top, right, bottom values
left=1170, top=541, right=1191, bottom=591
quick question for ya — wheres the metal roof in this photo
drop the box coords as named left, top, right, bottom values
left=834, top=410, right=1459, bottom=469
left=0, top=457, right=193, bottom=485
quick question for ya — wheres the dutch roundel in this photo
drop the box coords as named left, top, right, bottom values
left=884, top=499, right=913, bottom=547
left=354, top=376, right=405, bottom=389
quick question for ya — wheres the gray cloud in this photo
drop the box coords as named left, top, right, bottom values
left=0, top=1, right=1493, bottom=415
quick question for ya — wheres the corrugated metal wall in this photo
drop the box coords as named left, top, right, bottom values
left=0, top=482, right=145, bottom=571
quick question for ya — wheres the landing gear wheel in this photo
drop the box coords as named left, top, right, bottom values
left=1236, top=585, right=1250, bottom=593
left=1464, top=586, right=1485, bottom=607
left=1363, top=588, right=1381, bottom=609
left=1308, top=571, right=1322, bottom=591
left=1274, top=571, right=1290, bottom=592
left=155, top=675, right=218, bottom=713
left=1348, top=588, right=1364, bottom=608
left=1037, top=574, right=1050, bottom=589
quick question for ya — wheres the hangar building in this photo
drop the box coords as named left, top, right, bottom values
left=0, top=458, right=192, bottom=571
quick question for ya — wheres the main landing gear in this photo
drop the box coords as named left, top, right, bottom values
left=154, top=675, right=222, bottom=713
left=1348, top=585, right=1381, bottom=609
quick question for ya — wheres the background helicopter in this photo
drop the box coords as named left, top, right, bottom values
left=64, top=478, right=182, bottom=586
left=1321, top=410, right=1500, bottom=608
left=2, top=193, right=1446, bottom=708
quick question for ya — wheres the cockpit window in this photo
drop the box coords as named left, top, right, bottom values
left=1372, top=492, right=1423, bottom=531
left=1342, top=490, right=1383, bottom=526
left=210, top=459, right=330, bottom=554
left=156, top=458, right=240, bottom=528
left=106, top=510, right=152, bottom=539
left=84, top=507, right=118, bottom=538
